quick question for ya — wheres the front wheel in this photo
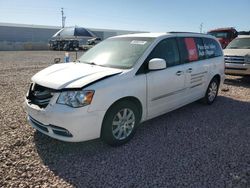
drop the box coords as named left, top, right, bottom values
left=203, top=78, right=219, bottom=105
left=101, top=101, right=140, bottom=146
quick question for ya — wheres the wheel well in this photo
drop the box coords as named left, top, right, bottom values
left=100, top=96, right=143, bottom=138
left=213, top=74, right=221, bottom=84
left=106, top=97, right=143, bottom=122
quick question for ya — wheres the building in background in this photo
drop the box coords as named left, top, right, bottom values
left=0, top=22, right=143, bottom=50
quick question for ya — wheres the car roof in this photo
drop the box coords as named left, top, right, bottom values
left=112, top=32, right=215, bottom=39
left=112, top=32, right=167, bottom=38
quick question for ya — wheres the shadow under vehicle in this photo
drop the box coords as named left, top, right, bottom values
left=34, top=96, right=250, bottom=187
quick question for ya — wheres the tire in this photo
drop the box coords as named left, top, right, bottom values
left=101, top=100, right=140, bottom=146
left=243, top=75, right=250, bottom=80
left=202, top=78, right=219, bottom=105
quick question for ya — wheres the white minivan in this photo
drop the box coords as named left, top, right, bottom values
left=26, top=32, right=225, bottom=146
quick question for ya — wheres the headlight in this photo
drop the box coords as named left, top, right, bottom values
left=57, top=90, right=94, bottom=108
left=245, top=55, right=250, bottom=63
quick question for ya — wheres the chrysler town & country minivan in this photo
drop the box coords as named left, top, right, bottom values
left=25, top=32, right=225, bottom=146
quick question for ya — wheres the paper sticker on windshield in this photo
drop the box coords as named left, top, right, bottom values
left=131, top=40, right=147, bottom=45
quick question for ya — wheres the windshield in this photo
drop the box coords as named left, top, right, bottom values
left=208, top=31, right=230, bottom=39
left=226, top=38, right=250, bottom=49
left=79, top=37, right=154, bottom=69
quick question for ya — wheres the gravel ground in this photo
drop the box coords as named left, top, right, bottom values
left=0, top=51, right=249, bottom=188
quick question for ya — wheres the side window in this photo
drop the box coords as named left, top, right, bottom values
left=195, top=38, right=206, bottom=60
left=202, top=38, right=223, bottom=58
left=177, top=37, right=205, bottom=63
left=147, top=38, right=180, bottom=67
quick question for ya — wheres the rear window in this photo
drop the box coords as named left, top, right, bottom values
left=208, top=31, right=230, bottom=39
left=202, top=38, right=223, bottom=58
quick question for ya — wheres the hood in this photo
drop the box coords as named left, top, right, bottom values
left=32, top=63, right=123, bottom=89
left=223, top=49, right=250, bottom=56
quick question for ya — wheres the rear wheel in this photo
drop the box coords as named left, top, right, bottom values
left=243, top=75, right=250, bottom=81
left=101, top=101, right=140, bottom=146
left=203, top=78, right=219, bottom=105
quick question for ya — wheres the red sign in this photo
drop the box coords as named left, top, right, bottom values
left=184, top=38, right=198, bottom=61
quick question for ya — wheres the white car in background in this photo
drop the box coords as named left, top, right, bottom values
left=25, top=32, right=225, bottom=146
left=224, top=35, right=250, bottom=76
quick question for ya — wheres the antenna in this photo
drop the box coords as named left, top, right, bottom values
left=61, top=8, right=66, bottom=28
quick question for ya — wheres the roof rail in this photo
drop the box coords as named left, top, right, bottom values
left=168, top=31, right=207, bottom=35
left=208, top=27, right=236, bottom=32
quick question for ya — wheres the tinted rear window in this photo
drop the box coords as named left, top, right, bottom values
left=202, top=38, right=223, bottom=58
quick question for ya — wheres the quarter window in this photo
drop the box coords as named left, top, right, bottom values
left=202, top=38, right=223, bottom=58
left=195, top=38, right=206, bottom=60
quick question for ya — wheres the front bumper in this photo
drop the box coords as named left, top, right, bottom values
left=25, top=99, right=106, bottom=142
left=225, top=63, right=250, bottom=76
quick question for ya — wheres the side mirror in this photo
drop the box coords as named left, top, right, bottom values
left=148, top=58, right=167, bottom=71
left=54, top=58, right=61, bottom=64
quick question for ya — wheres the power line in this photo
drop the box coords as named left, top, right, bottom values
left=199, top=23, right=203, bottom=33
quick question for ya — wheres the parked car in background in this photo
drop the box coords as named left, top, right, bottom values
left=86, top=37, right=102, bottom=45
left=25, top=32, right=224, bottom=146
left=81, top=38, right=102, bottom=51
left=49, top=26, right=96, bottom=51
left=224, top=35, right=250, bottom=76
left=208, top=28, right=238, bottom=49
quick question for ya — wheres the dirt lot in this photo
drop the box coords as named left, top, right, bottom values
left=0, top=51, right=250, bottom=188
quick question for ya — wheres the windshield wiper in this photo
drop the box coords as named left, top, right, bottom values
left=88, top=62, right=98, bottom=66
left=78, top=60, right=95, bottom=65
left=80, top=61, right=106, bottom=67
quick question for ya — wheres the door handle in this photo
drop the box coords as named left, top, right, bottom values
left=186, top=68, right=193, bottom=73
left=176, top=71, right=184, bottom=76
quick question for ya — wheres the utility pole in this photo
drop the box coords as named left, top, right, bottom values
left=199, top=23, right=203, bottom=33
left=61, top=8, right=66, bottom=28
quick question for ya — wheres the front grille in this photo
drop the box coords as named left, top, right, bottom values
left=27, top=83, right=54, bottom=108
left=225, top=55, right=245, bottom=64
left=226, top=67, right=247, bottom=70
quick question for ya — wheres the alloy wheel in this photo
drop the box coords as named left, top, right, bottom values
left=111, top=108, right=135, bottom=140
left=208, top=81, right=218, bottom=102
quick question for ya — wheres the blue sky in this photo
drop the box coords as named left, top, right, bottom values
left=0, top=0, right=249, bottom=32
